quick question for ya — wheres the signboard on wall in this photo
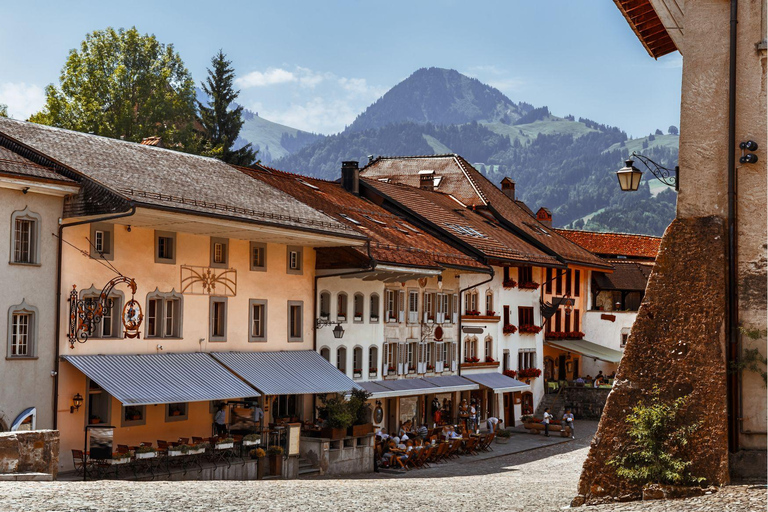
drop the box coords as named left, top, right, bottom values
left=399, top=397, right=418, bottom=426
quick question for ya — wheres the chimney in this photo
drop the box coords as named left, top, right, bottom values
left=418, top=170, right=435, bottom=191
left=536, top=207, right=553, bottom=228
left=341, top=161, right=360, bottom=195
left=500, top=177, right=515, bottom=200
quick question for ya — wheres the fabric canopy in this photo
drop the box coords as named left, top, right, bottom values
left=463, top=372, right=530, bottom=393
left=359, top=376, right=478, bottom=399
left=545, top=339, right=624, bottom=363
left=62, top=353, right=259, bottom=406
left=212, top=350, right=360, bottom=396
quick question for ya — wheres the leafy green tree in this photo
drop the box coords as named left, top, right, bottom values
left=29, top=27, right=197, bottom=149
left=668, top=125, right=679, bottom=135
left=0, top=104, right=7, bottom=117
left=198, top=50, right=257, bottom=166
left=608, top=387, right=704, bottom=486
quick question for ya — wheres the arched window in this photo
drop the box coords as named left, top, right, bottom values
left=368, top=346, right=378, bottom=377
left=353, top=346, right=363, bottom=378
left=320, top=347, right=330, bottom=362
left=484, top=334, right=494, bottom=363
left=319, top=291, right=331, bottom=319
left=465, top=291, right=479, bottom=315
left=10, top=207, right=42, bottom=265
left=337, top=346, right=347, bottom=374
left=369, top=294, right=380, bottom=322
left=337, top=293, right=348, bottom=322
left=7, top=299, right=38, bottom=358
left=464, top=335, right=477, bottom=362
left=485, top=290, right=494, bottom=316
left=353, top=293, right=364, bottom=322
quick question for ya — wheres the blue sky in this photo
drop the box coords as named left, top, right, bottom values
left=0, top=1, right=682, bottom=137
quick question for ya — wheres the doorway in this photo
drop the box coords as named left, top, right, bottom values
left=503, top=392, right=513, bottom=426
left=558, top=354, right=567, bottom=380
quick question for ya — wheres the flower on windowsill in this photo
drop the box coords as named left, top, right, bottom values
left=465, top=310, right=481, bottom=316
left=353, top=368, right=362, bottom=374
left=503, top=324, right=517, bottom=335
left=518, top=324, right=542, bottom=334
left=485, top=357, right=495, bottom=363
left=502, top=279, right=517, bottom=289
left=545, top=331, right=585, bottom=340
left=369, top=367, right=377, bottom=374
left=387, top=365, right=396, bottom=372
left=426, top=364, right=434, bottom=371
left=518, top=281, right=540, bottom=290
left=464, top=357, right=480, bottom=363
left=517, top=367, right=542, bottom=378
left=503, top=369, right=517, bottom=379
left=486, top=311, right=496, bottom=316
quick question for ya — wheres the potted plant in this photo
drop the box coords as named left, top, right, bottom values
left=337, top=315, right=346, bottom=322
left=368, top=367, right=377, bottom=377
left=89, top=415, right=101, bottom=424
left=486, top=310, right=496, bottom=316
left=387, top=365, right=396, bottom=376
left=518, top=281, right=540, bottom=290
left=502, top=279, right=517, bottom=289
left=465, top=310, right=481, bottom=316
left=518, top=324, right=542, bottom=334
left=485, top=356, right=496, bottom=363
left=242, top=433, right=261, bottom=447
left=495, top=429, right=512, bottom=444
left=188, top=442, right=207, bottom=455
left=353, top=368, right=363, bottom=378
left=503, top=369, right=517, bottom=378
left=111, top=452, right=131, bottom=464
left=267, top=446, right=284, bottom=476
left=518, top=367, right=542, bottom=379
left=168, top=444, right=188, bottom=457
left=216, top=437, right=235, bottom=450
left=135, top=445, right=156, bottom=459
left=347, top=388, right=373, bottom=437
left=426, top=364, right=435, bottom=372
left=250, top=448, right=267, bottom=479
left=317, top=394, right=354, bottom=439
left=354, top=314, right=363, bottom=322
left=370, top=315, right=379, bottom=322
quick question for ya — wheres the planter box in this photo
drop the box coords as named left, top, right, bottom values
left=242, top=439, right=261, bottom=447
left=348, top=423, right=373, bottom=437
left=461, top=315, right=501, bottom=322
left=135, top=452, right=156, bottom=459
left=215, top=442, right=234, bottom=450
left=495, top=437, right=511, bottom=444
left=353, top=372, right=362, bottom=378
left=320, top=427, right=347, bottom=440
left=368, top=372, right=377, bottom=378
left=111, top=458, right=131, bottom=465
left=188, top=448, right=206, bottom=455
left=354, top=316, right=363, bottom=322
left=256, top=458, right=267, bottom=480
left=168, top=450, right=185, bottom=457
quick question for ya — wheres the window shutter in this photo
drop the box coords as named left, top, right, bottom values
left=574, top=270, right=581, bottom=297
left=565, top=269, right=572, bottom=296
left=545, top=268, right=553, bottom=294
left=503, top=305, right=510, bottom=326
left=556, top=270, right=562, bottom=295
left=450, top=343, right=457, bottom=372
left=436, top=342, right=444, bottom=372
left=398, top=291, right=405, bottom=323
left=574, top=309, right=580, bottom=332
left=397, top=342, right=406, bottom=374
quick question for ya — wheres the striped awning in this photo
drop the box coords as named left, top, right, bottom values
left=360, top=376, right=478, bottom=399
left=62, top=353, right=259, bottom=406
left=545, top=339, right=624, bottom=364
left=212, top=350, right=360, bottom=395
left=463, top=372, right=530, bottom=393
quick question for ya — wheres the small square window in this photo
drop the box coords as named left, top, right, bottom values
left=286, top=246, right=303, bottom=274
left=155, top=231, right=176, bottom=264
left=210, top=237, right=229, bottom=268
left=249, top=299, right=268, bottom=342
left=210, top=297, right=228, bottom=342
left=90, top=223, right=114, bottom=260
left=288, top=301, right=303, bottom=342
left=122, top=405, right=146, bottom=427
left=250, top=242, right=267, bottom=271
left=165, top=402, right=188, bottom=422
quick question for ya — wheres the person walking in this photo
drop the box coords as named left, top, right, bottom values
left=543, top=407, right=552, bottom=437
left=562, top=409, right=575, bottom=439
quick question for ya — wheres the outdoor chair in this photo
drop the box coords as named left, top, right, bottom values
left=479, top=433, right=495, bottom=452
left=433, top=442, right=450, bottom=463
left=72, top=449, right=86, bottom=476
left=446, top=439, right=462, bottom=459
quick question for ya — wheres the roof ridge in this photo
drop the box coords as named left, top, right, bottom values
left=554, top=228, right=662, bottom=240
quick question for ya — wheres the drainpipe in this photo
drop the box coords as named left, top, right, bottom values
left=457, top=266, right=495, bottom=376
left=726, top=0, right=740, bottom=454
left=53, top=206, right=136, bottom=430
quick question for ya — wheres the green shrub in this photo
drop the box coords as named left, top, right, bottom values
left=496, top=428, right=512, bottom=438
left=347, top=388, right=373, bottom=426
left=608, top=387, right=704, bottom=486
left=266, top=445, right=284, bottom=456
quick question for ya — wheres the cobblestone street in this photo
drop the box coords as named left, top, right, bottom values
left=0, top=421, right=764, bottom=512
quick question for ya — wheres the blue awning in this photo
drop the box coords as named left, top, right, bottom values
left=463, top=372, right=530, bottom=393
left=212, top=350, right=361, bottom=396
left=62, top=353, right=259, bottom=406
left=359, top=376, right=478, bottom=399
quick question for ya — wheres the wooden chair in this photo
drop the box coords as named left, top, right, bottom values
left=479, top=433, right=495, bottom=452
left=156, top=440, right=169, bottom=456
left=177, top=437, right=189, bottom=445
left=117, top=444, right=130, bottom=454
left=71, top=449, right=86, bottom=475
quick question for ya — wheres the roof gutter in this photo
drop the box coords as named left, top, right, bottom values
left=53, top=205, right=137, bottom=430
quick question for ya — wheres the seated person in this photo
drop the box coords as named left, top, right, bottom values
left=376, top=428, right=389, bottom=441
left=416, top=423, right=428, bottom=439
left=575, top=376, right=585, bottom=384
left=380, top=439, right=396, bottom=466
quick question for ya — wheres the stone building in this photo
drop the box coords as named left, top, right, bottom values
left=576, top=0, right=767, bottom=503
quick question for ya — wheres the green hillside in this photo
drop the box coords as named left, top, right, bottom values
left=237, top=110, right=323, bottom=162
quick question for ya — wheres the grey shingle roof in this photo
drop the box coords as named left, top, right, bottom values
left=0, top=118, right=362, bottom=238
left=0, top=145, right=75, bottom=183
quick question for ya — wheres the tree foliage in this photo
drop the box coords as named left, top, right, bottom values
left=0, top=104, right=7, bottom=118
left=29, top=27, right=197, bottom=149
left=198, top=50, right=257, bottom=166
left=668, top=125, right=679, bottom=135
left=608, top=387, right=704, bottom=486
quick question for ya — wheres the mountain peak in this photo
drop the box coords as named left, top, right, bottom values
left=346, top=67, right=523, bottom=133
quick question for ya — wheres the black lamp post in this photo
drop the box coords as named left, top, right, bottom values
left=316, top=318, right=345, bottom=339
left=616, top=152, right=679, bottom=192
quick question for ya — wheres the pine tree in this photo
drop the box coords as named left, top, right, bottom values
left=198, top=50, right=257, bottom=166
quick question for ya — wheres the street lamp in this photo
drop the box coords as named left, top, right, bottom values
left=71, top=393, right=83, bottom=413
left=615, top=152, right=679, bottom=192
left=316, top=317, right=345, bottom=339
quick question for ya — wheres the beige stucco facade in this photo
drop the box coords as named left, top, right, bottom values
left=672, top=0, right=767, bottom=451
left=0, top=177, right=78, bottom=432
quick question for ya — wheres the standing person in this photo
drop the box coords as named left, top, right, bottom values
left=486, top=416, right=502, bottom=433
left=431, top=397, right=441, bottom=427
left=562, top=409, right=575, bottom=439
left=469, top=400, right=478, bottom=433
left=458, top=399, right=469, bottom=432
left=214, top=403, right=227, bottom=436
left=543, top=407, right=552, bottom=437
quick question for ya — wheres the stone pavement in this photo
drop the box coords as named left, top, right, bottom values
left=0, top=420, right=764, bottom=512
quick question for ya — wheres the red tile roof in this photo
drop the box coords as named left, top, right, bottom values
left=612, top=0, right=677, bottom=59
left=361, top=178, right=561, bottom=267
left=237, top=164, right=487, bottom=271
left=361, top=155, right=609, bottom=270
left=554, top=229, right=661, bottom=260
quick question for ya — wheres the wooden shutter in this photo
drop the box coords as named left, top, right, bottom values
left=573, top=309, right=580, bottom=332
left=503, top=305, right=510, bottom=326
left=545, top=268, right=553, bottom=294
left=565, top=269, right=572, bottom=296
left=555, top=309, right=562, bottom=332
left=398, top=290, right=405, bottom=323
left=574, top=270, right=581, bottom=297
left=556, top=270, right=562, bottom=295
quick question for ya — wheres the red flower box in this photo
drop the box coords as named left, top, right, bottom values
left=503, top=324, right=517, bottom=335
left=465, top=310, right=481, bottom=316
left=518, top=324, right=542, bottom=334
left=503, top=370, right=517, bottom=379
left=485, top=357, right=495, bottom=363
left=518, top=367, right=542, bottom=378
left=545, top=331, right=585, bottom=340
left=464, top=356, right=480, bottom=363
left=502, top=279, right=517, bottom=289
left=518, top=281, right=540, bottom=290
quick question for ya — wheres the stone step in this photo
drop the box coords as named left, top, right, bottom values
left=0, top=472, right=53, bottom=481
left=298, top=467, right=321, bottom=476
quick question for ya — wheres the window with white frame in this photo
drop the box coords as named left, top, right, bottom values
left=288, top=301, right=303, bottom=342
left=337, top=346, right=347, bottom=374
left=369, top=294, right=380, bottom=322
left=90, top=222, right=114, bottom=260
left=210, top=237, right=228, bottom=267
left=146, top=291, right=182, bottom=339
left=352, top=347, right=363, bottom=377
left=408, top=290, right=419, bottom=324
left=436, top=293, right=448, bottom=323
left=249, top=299, right=267, bottom=342
left=518, top=349, right=536, bottom=370
left=485, top=291, right=494, bottom=316
left=435, top=342, right=445, bottom=372
left=424, top=292, right=435, bottom=323
left=336, top=293, right=348, bottom=322
left=210, top=297, right=228, bottom=342
left=11, top=208, right=41, bottom=265
left=484, top=335, right=494, bottom=362
left=286, top=246, right=303, bottom=274
left=353, top=293, right=364, bottom=321
left=464, top=336, right=478, bottom=362
left=319, top=291, right=331, bottom=319
left=465, top=291, right=478, bottom=314
left=368, top=346, right=378, bottom=375
left=7, top=300, right=37, bottom=358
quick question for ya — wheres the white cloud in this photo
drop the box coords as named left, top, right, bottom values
left=487, top=78, right=526, bottom=93
left=258, top=96, right=362, bottom=135
left=0, top=82, right=46, bottom=120
left=236, top=68, right=297, bottom=88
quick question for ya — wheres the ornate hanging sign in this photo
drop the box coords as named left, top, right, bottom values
left=68, top=276, right=143, bottom=348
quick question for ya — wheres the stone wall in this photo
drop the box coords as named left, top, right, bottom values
left=563, top=387, right=611, bottom=420
left=0, top=430, right=59, bottom=478
left=575, top=217, right=730, bottom=504
left=300, top=434, right=374, bottom=476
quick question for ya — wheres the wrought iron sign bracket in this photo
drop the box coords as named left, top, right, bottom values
left=68, top=276, right=143, bottom=348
